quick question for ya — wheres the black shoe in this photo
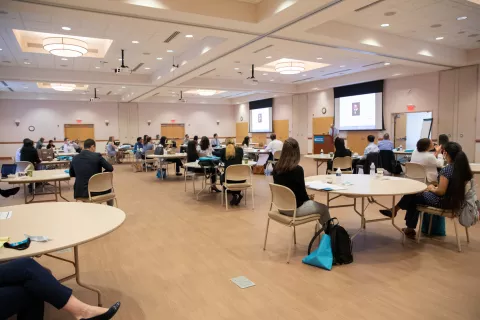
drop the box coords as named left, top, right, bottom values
left=230, top=194, right=238, bottom=206
left=176, top=173, right=183, bottom=176
left=81, top=302, right=121, bottom=320
left=234, top=194, right=243, bottom=205
left=379, top=209, right=396, bottom=218
left=211, top=186, right=221, bottom=193
left=7, top=187, right=20, bottom=197
left=0, top=189, right=9, bottom=198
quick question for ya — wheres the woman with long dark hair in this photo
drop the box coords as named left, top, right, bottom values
left=242, top=136, right=250, bottom=148
left=186, top=140, right=220, bottom=192
left=327, top=137, right=352, bottom=171
left=380, top=142, right=473, bottom=238
left=198, top=136, right=212, bottom=157
left=272, top=138, right=331, bottom=223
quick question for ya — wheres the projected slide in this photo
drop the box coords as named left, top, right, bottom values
left=335, top=93, right=383, bottom=130
left=250, top=107, right=272, bottom=133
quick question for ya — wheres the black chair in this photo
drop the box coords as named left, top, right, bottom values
left=362, top=152, right=381, bottom=175
left=379, top=150, right=395, bottom=174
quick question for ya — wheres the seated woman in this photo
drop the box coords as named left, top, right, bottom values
left=186, top=140, right=220, bottom=192
left=410, top=138, right=444, bottom=183
left=272, top=138, right=331, bottom=224
left=160, top=136, right=183, bottom=176
left=327, top=137, right=352, bottom=172
left=46, top=140, right=56, bottom=149
left=198, top=136, right=213, bottom=157
left=0, top=257, right=120, bottom=320
left=220, top=138, right=245, bottom=205
left=106, top=137, right=122, bottom=164
left=242, top=136, right=250, bottom=148
left=380, top=142, right=473, bottom=238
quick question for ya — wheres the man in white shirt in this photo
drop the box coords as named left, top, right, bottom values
left=411, top=138, right=444, bottom=183
left=361, top=135, right=379, bottom=160
left=328, top=124, right=339, bottom=139
left=265, top=133, right=283, bottom=158
left=63, top=138, right=75, bottom=153
left=210, top=133, right=220, bottom=147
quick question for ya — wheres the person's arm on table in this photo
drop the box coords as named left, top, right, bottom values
left=100, top=157, right=114, bottom=172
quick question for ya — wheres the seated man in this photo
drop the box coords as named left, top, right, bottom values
left=378, top=133, right=394, bottom=151
left=361, top=135, right=379, bottom=160
left=133, top=137, right=144, bottom=159
left=265, top=133, right=283, bottom=161
left=69, top=139, right=114, bottom=206
left=210, top=133, right=220, bottom=147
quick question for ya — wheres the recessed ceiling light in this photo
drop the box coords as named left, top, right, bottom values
left=270, top=79, right=274, bottom=81
left=144, top=67, right=150, bottom=70
left=340, top=65, right=346, bottom=67
left=132, top=40, right=139, bottom=44
left=263, top=73, right=268, bottom=75
left=61, top=58, right=68, bottom=61
left=167, top=49, right=174, bottom=53
left=234, top=67, right=239, bottom=70
left=392, top=73, right=401, bottom=76
left=185, top=35, right=193, bottom=38
left=266, top=56, right=272, bottom=59
left=23, top=86, right=28, bottom=89
left=457, top=16, right=467, bottom=20
left=316, top=57, right=323, bottom=60
left=302, top=74, right=307, bottom=76
left=435, top=36, right=444, bottom=40
left=122, top=86, right=126, bottom=88
left=381, top=23, right=389, bottom=27
left=156, top=57, right=163, bottom=60
left=61, top=26, right=71, bottom=31
left=24, top=61, right=31, bottom=65
left=157, top=76, right=162, bottom=79
left=118, top=58, right=122, bottom=61
left=0, top=48, right=3, bottom=51
left=384, top=62, right=391, bottom=65
left=95, top=66, right=100, bottom=69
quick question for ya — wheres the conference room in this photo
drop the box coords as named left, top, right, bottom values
left=1, top=0, right=480, bottom=319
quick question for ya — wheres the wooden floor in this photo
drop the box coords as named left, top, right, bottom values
left=2, top=157, right=480, bottom=320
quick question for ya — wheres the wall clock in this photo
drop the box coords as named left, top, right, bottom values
left=240, top=116, right=243, bottom=121
left=28, top=126, right=35, bottom=132
left=321, top=107, right=327, bottom=115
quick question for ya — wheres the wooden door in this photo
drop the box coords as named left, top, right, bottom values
left=346, top=131, right=377, bottom=154
left=236, top=122, right=248, bottom=144
left=64, top=124, right=94, bottom=142
left=438, top=69, right=456, bottom=141
left=393, top=113, right=407, bottom=148
left=273, top=119, right=289, bottom=142
left=456, top=66, right=477, bottom=160
left=161, top=124, right=185, bottom=145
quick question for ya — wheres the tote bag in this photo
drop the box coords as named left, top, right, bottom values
left=302, top=234, right=333, bottom=271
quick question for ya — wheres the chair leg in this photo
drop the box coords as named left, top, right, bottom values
left=114, top=198, right=118, bottom=208
left=428, top=214, right=433, bottom=236
left=251, top=187, right=254, bottom=210
left=293, top=226, right=297, bottom=245
left=416, top=212, right=424, bottom=243
left=263, top=218, right=270, bottom=250
left=286, top=227, right=295, bottom=264
left=465, top=227, right=470, bottom=243
left=453, top=218, right=462, bottom=252
left=225, top=189, right=229, bottom=210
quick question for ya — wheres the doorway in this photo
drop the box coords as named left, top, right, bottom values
left=161, top=123, right=185, bottom=146
left=393, top=112, right=432, bottom=150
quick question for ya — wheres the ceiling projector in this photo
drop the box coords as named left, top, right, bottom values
left=245, top=64, right=258, bottom=85
left=114, top=49, right=131, bottom=75
left=178, top=91, right=187, bottom=103
left=89, top=88, right=100, bottom=102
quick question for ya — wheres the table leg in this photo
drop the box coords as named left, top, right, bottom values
left=316, top=160, right=320, bottom=175
left=351, top=197, right=365, bottom=239
left=390, top=195, right=404, bottom=238
left=23, top=184, right=28, bottom=204
left=58, top=181, right=69, bottom=202
left=54, top=181, right=58, bottom=202
left=196, top=167, right=209, bottom=200
left=74, top=246, right=102, bottom=307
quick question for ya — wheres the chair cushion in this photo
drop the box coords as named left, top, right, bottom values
left=416, top=205, right=455, bottom=218
left=224, top=182, right=252, bottom=190
left=268, top=210, right=321, bottom=226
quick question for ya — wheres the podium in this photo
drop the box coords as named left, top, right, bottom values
left=313, top=135, right=334, bottom=154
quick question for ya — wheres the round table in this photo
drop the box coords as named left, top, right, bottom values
left=0, top=202, right=125, bottom=306
left=305, top=174, right=426, bottom=239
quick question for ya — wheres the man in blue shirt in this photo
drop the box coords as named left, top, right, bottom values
left=378, top=133, right=394, bottom=151
left=133, top=137, right=144, bottom=158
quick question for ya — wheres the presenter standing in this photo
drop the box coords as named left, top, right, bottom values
left=328, top=123, right=339, bottom=139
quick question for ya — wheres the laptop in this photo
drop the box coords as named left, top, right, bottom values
left=1, top=164, right=17, bottom=178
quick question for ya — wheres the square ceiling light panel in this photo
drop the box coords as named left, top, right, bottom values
left=13, top=30, right=113, bottom=58
left=255, top=58, right=330, bottom=73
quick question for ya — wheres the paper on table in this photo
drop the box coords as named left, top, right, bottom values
left=0, top=211, right=12, bottom=220
left=231, top=276, right=255, bottom=289
left=306, top=182, right=347, bottom=191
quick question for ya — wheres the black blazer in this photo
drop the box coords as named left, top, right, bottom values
left=69, top=150, right=113, bottom=198
left=20, top=146, right=41, bottom=165
left=334, top=148, right=352, bottom=159
left=220, top=147, right=243, bottom=170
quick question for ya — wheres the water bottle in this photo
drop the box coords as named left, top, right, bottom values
left=336, top=168, right=342, bottom=183
left=320, top=149, right=324, bottom=155
left=370, top=163, right=376, bottom=176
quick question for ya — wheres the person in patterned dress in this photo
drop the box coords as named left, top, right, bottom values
left=380, top=142, right=473, bottom=238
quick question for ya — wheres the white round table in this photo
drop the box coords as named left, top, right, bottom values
left=470, top=163, right=480, bottom=174
left=0, top=202, right=126, bottom=306
left=305, top=174, right=427, bottom=239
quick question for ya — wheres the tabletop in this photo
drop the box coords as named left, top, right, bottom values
left=305, top=174, right=427, bottom=197
left=184, top=161, right=257, bottom=169
left=0, top=169, right=70, bottom=184
left=304, top=154, right=360, bottom=160
left=0, top=202, right=126, bottom=262
left=470, top=163, right=480, bottom=173
left=243, top=148, right=270, bottom=154
left=146, top=153, right=187, bottom=159
left=55, top=152, right=78, bottom=157
left=393, top=150, right=413, bottom=155
left=40, top=160, right=71, bottom=165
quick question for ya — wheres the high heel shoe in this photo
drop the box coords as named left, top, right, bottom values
left=81, top=302, right=121, bottom=320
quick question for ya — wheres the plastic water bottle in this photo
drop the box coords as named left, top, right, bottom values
left=336, top=168, right=342, bottom=183
left=370, top=163, right=376, bottom=176
left=320, top=149, right=324, bottom=155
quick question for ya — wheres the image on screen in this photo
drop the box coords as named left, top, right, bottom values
left=334, top=92, right=383, bottom=131
left=250, top=107, right=272, bottom=133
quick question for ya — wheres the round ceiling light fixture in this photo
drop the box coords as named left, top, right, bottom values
left=197, top=89, right=217, bottom=96
left=43, top=37, right=88, bottom=58
left=275, top=61, right=305, bottom=74
left=50, top=83, right=76, bottom=92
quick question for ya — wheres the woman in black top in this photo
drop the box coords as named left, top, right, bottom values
left=327, top=137, right=352, bottom=172
left=272, top=138, right=330, bottom=224
left=46, top=140, right=55, bottom=149
left=220, top=138, right=245, bottom=205
left=186, top=140, right=220, bottom=192
left=20, top=139, right=41, bottom=166
left=241, top=136, right=250, bottom=148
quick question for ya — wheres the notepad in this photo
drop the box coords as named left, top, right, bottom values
left=306, top=182, right=347, bottom=191
left=0, top=211, right=12, bottom=220
left=231, top=276, right=255, bottom=289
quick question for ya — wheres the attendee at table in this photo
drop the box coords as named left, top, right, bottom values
left=435, top=134, right=449, bottom=162
left=0, top=257, right=120, bottom=320
left=361, top=135, right=379, bottom=159
left=265, top=133, right=283, bottom=159
left=242, top=136, right=250, bottom=148
left=35, top=137, right=44, bottom=150
left=143, top=136, right=154, bottom=155
left=219, top=138, right=245, bottom=205
left=380, top=142, right=472, bottom=238
left=198, top=136, right=213, bottom=157
left=106, top=136, right=123, bottom=164
left=211, top=133, right=220, bottom=147
left=186, top=140, right=220, bottom=192
left=63, top=138, right=75, bottom=153
left=133, top=137, right=144, bottom=159
left=46, top=140, right=55, bottom=149
left=327, top=137, right=353, bottom=172
left=183, top=134, right=190, bottom=145
left=411, top=138, right=444, bottom=183
left=378, top=133, right=394, bottom=151
left=193, top=135, right=199, bottom=144
left=20, top=138, right=41, bottom=166
left=272, top=138, right=331, bottom=224
left=72, top=139, right=82, bottom=153
left=69, top=138, right=115, bottom=206
left=160, top=136, right=183, bottom=176
left=15, top=138, right=30, bottom=162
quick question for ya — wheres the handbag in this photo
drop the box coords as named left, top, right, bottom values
left=302, top=234, right=333, bottom=270
left=131, top=162, right=143, bottom=173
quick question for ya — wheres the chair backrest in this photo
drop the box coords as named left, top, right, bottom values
left=145, top=149, right=154, bottom=157
left=269, top=183, right=297, bottom=217
left=405, top=163, right=426, bottom=183
left=38, top=148, right=54, bottom=161
left=273, top=150, right=282, bottom=160
left=379, top=150, right=395, bottom=173
left=88, top=172, right=114, bottom=194
left=363, top=152, right=381, bottom=174
left=332, top=156, right=352, bottom=170
left=225, top=164, right=251, bottom=183
left=15, top=161, right=33, bottom=173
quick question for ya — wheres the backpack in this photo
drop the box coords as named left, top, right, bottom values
left=198, top=156, right=220, bottom=167
left=308, top=218, right=353, bottom=265
left=457, top=180, right=480, bottom=227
